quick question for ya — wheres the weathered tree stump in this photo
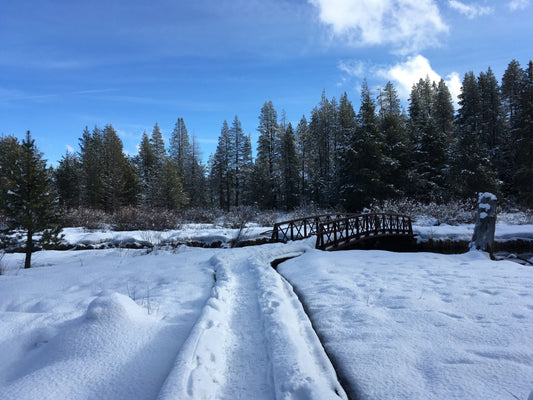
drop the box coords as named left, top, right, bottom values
left=471, top=192, right=497, bottom=258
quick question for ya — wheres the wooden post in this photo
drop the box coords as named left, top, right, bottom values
left=471, top=192, right=497, bottom=258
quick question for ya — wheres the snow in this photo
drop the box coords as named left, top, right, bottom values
left=59, top=225, right=271, bottom=248
left=278, top=249, right=533, bottom=400
left=414, top=222, right=533, bottom=243
left=1, top=224, right=533, bottom=400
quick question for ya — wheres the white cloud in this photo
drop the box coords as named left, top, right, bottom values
left=378, top=54, right=461, bottom=106
left=338, top=59, right=366, bottom=77
left=66, top=145, right=75, bottom=154
left=508, top=0, right=530, bottom=11
left=448, top=0, right=493, bottom=18
left=309, top=0, right=449, bottom=54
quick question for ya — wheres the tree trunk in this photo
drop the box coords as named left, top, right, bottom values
left=25, top=230, right=33, bottom=269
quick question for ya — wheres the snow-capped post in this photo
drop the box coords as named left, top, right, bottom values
left=471, top=192, right=497, bottom=258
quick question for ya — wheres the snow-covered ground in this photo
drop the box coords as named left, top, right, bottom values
left=1, top=224, right=532, bottom=400
left=279, top=249, right=533, bottom=400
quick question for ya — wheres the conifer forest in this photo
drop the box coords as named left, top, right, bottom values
left=1, top=59, right=533, bottom=225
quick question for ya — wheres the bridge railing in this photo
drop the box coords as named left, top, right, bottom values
left=315, top=213, right=413, bottom=250
left=271, top=213, right=353, bottom=242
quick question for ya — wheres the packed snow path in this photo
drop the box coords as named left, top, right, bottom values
left=158, top=244, right=347, bottom=400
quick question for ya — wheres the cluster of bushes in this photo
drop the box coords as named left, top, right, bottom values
left=56, top=199, right=511, bottom=232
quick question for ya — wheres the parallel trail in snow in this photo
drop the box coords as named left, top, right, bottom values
left=216, top=253, right=275, bottom=400
left=157, top=243, right=347, bottom=400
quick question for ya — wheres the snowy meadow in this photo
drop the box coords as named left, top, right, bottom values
left=0, top=223, right=532, bottom=400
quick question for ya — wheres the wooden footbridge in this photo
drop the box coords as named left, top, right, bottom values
left=271, top=213, right=414, bottom=251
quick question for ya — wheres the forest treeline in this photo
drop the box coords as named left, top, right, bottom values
left=3, top=59, right=533, bottom=219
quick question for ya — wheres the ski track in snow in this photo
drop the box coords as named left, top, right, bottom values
left=158, top=243, right=347, bottom=400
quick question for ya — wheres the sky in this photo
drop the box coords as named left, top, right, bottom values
left=1, top=0, right=532, bottom=166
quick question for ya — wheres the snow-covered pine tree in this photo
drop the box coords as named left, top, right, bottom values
left=378, top=82, right=409, bottom=199
left=501, top=59, right=525, bottom=196
left=407, top=77, right=455, bottom=201
left=514, top=60, right=533, bottom=206
left=337, top=92, right=358, bottom=209
left=351, top=81, right=385, bottom=211
left=307, top=91, right=337, bottom=207
left=452, top=72, right=499, bottom=198
left=295, top=115, right=311, bottom=205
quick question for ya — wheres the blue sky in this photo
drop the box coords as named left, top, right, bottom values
left=1, top=0, right=532, bottom=166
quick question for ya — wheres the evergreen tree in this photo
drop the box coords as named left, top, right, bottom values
left=452, top=72, right=499, bottom=198
left=378, top=82, right=410, bottom=198
left=514, top=61, right=533, bottom=206
left=295, top=115, right=311, bottom=204
left=351, top=81, right=385, bottom=210
left=337, top=93, right=358, bottom=208
left=135, top=132, right=156, bottom=208
left=307, top=91, right=337, bottom=207
left=230, top=116, right=251, bottom=207
left=408, top=77, right=452, bottom=201
left=279, top=123, right=300, bottom=209
left=102, top=125, right=137, bottom=212
left=55, top=151, right=81, bottom=209
left=210, top=121, right=233, bottom=210
left=188, top=135, right=208, bottom=207
left=0, top=132, right=60, bottom=268
left=500, top=60, right=524, bottom=195
left=169, top=117, right=203, bottom=204
left=78, top=126, right=105, bottom=209
left=255, top=101, right=280, bottom=208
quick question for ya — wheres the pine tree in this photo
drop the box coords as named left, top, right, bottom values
left=408, top=77, right=452, bottom=201
left=501, top=60, right=525, bottom=195
left=78, top=126, right=105, bottom=209
left=337, top=93, right=358, bottom=208
left=279, top=123, right=300, bottom=209
left=295, top=115, right=311, bottom=204
left=230, top=116, right=250, bottom=207
left=514, top=61, right=533, bottom=206
left=255, top=101, right=280, bottom=208
left=0, top=132, right=60, bottom=268
left=452, top=72, right=499, bottom=198
left=188, top=135, right=208, bottom=207
left=135, top=132, right=155, bottom=208
left=169, top=117, right=201, bottom=203
left=101, top=125, right=138, bottom=212
left=210, top=121, right=233, bottom=210
left=352, top=81, right=385, bottom=210
left=55, top=151, right=81, bottom=209
left=307, top=91, right=337, bottom=207
left=378, top=82, right=409, bottom=199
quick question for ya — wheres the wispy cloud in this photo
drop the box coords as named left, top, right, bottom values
left=448, top=1, right=493, bottom=18
left=338, top=59, right=366, bottom=77
left=508, top=0, right=530, bottom=11
left=308, top=0, right=449, bottom=54
left=377, top=54, right=461, bottom=106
